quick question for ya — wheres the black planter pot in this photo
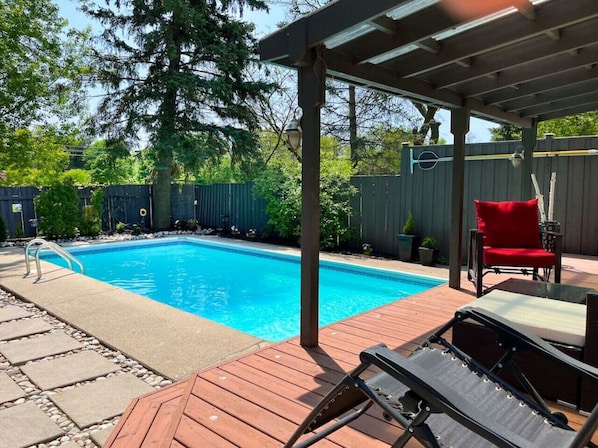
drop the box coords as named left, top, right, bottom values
left=397, top=234, right=418, bottom=262
left=418, top=247, right=438, bottom=266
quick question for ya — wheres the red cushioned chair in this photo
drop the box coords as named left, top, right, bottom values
left=467, top=199, right=562, bottom=297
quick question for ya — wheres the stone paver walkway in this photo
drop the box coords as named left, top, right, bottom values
left=0, top=290, right=171, bottom=448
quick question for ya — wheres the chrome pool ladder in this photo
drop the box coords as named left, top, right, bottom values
left=25, top=238, right=85, bottom=280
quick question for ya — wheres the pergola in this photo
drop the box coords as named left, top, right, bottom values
left=258, top=0, right=598, bottom=346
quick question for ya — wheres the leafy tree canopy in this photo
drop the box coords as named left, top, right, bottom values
left=0, top=0, right=91, bottom=136
left=354, top=126, right=412, bottom=175
left=0, top=126, right=81, bottom=186
left=490, top=112, right=598, bottom=141
left=537, top=112, right=598, bottom=137
left=84, top=140, right=134, bottom=185
left=83, top=0, right=273, bottom=228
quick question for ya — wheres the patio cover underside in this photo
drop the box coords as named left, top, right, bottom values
left=258, top=0, right=598, bottom=346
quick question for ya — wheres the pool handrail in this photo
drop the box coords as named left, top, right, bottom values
left=25, top=238, right=85, bottom=280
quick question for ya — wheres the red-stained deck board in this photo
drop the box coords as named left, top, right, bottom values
left=173, top=414, right=233, bottom=447
left=104, top=265, right=598, bottom=448
left=103, top=380, right=188, bottom=448
left=182, top=391, right=282, bottom=447
left=192, top=361, right=398, bottom=448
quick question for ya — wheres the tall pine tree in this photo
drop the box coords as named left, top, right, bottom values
left=84, top=0, right=270, bottom=229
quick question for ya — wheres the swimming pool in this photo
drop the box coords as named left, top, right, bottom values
left=40, top=237, right=445, bottom=341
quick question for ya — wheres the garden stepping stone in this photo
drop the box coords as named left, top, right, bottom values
left=90, top=426, right=115, bottom=447
left=0, top=305, right=32, bottom=323
left=0, top=401, right=63, bottom=448
left=0, top=331, right=82, bottom=365
left=21, top=351, right=120, bottom=390
left=49, top=373, right=154, bottom=428
left=0, top=318, right=52, bottom=341
left=0, top=372, right=25, bottom=404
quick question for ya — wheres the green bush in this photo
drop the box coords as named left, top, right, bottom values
left=90, top=188, right=104, bottom=221
left=34, top=181, right=80, bottom=239
left=0, top=215, right=7, bottom=242
left=421, top=236, right=436, bottom=249
left=14, top=226, right=24, bottom=238
left=116, top=221, right=126, bottom=233
left=402, top=212, right=416, bottom=235
left=79, top=189, right=104, bottom=237
left=79, top=205, right=101, bottom=236
left=254, top=167, right=356, bottom=250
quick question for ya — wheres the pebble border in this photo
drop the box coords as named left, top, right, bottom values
left=0, top=288, right=172, bottom=448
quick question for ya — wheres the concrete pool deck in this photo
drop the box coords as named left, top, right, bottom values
left=0, top=235, right=449, bottom=381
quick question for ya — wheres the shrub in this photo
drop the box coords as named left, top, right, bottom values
left=254, top=167, right=356, bottom=250
left=421, top=236, right=436, bottom=249
left=79, top=205, right=101, bottom=237
left=79, top=188, right=104, bottom=237
left=14, top=226, right=24, bottom=238
left=402, top=212, right=416, bottom=235
left=34, top=181, right=80, bottom=239
left=0, top=215, right=7, bottom=242
left=90, top=188, right=104, bottom=221
left=116, top=221, right=126, bottom=233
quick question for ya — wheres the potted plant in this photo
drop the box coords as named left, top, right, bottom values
left=397, top=212, right=418, bottom=261
left=419, top=235, right=438, bottom=266
left=116, top=221, right=126, bottom=234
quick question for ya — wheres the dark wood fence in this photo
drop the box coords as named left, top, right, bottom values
left=0, top=186, right=38, bottom=238
left=1, top=135, right=597, bottom=259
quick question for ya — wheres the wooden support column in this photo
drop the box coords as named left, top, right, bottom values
left=297, top=47, right=325, bottom=347
left=449, top=108, right=469, bottom=289
left=521, top=122, right=537, bottom=200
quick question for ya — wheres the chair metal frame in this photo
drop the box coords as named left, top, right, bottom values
left=467, top=227, right=563, bottom=297
left=286, top=307, right=598, bottom=448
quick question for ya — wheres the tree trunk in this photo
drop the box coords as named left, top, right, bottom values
left=154, top=152, right=173, bottom=230
left=412, top=102, right=438, bottom=145
left=152, top=9, right=181, bottom=231
left=348, top=85, right=359, bottom=166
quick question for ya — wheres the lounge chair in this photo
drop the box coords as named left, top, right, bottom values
left=286, top=307, right=598, bottom=448
left=468, top=199, right=563, bottom=297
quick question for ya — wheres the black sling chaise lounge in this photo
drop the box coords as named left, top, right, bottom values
left=286, top=307, right=598, bottom=448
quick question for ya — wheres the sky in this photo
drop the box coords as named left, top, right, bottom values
left=56, top=0, right=497, bottom=144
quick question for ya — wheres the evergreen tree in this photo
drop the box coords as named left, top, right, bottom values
left=84, top=0, right=271, bottom=229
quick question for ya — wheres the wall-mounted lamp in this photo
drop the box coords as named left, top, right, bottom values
left=510, top=147, right=524, bottom=168
left=285, top=117, right=302, bottom=151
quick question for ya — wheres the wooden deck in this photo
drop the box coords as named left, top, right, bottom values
left=104, top=255, right=598, bottom=447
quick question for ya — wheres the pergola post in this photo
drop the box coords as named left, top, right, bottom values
left=449, top=107, right=469, bottom=289
left=297, top=48, right=325, bottom=347
left=521, top=122, right=537, bottom=200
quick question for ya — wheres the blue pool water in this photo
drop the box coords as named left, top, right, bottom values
left=40, top=238, right=444, bottom=341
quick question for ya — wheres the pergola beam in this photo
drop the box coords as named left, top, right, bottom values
left=387, top=0, right=598, bottom=77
